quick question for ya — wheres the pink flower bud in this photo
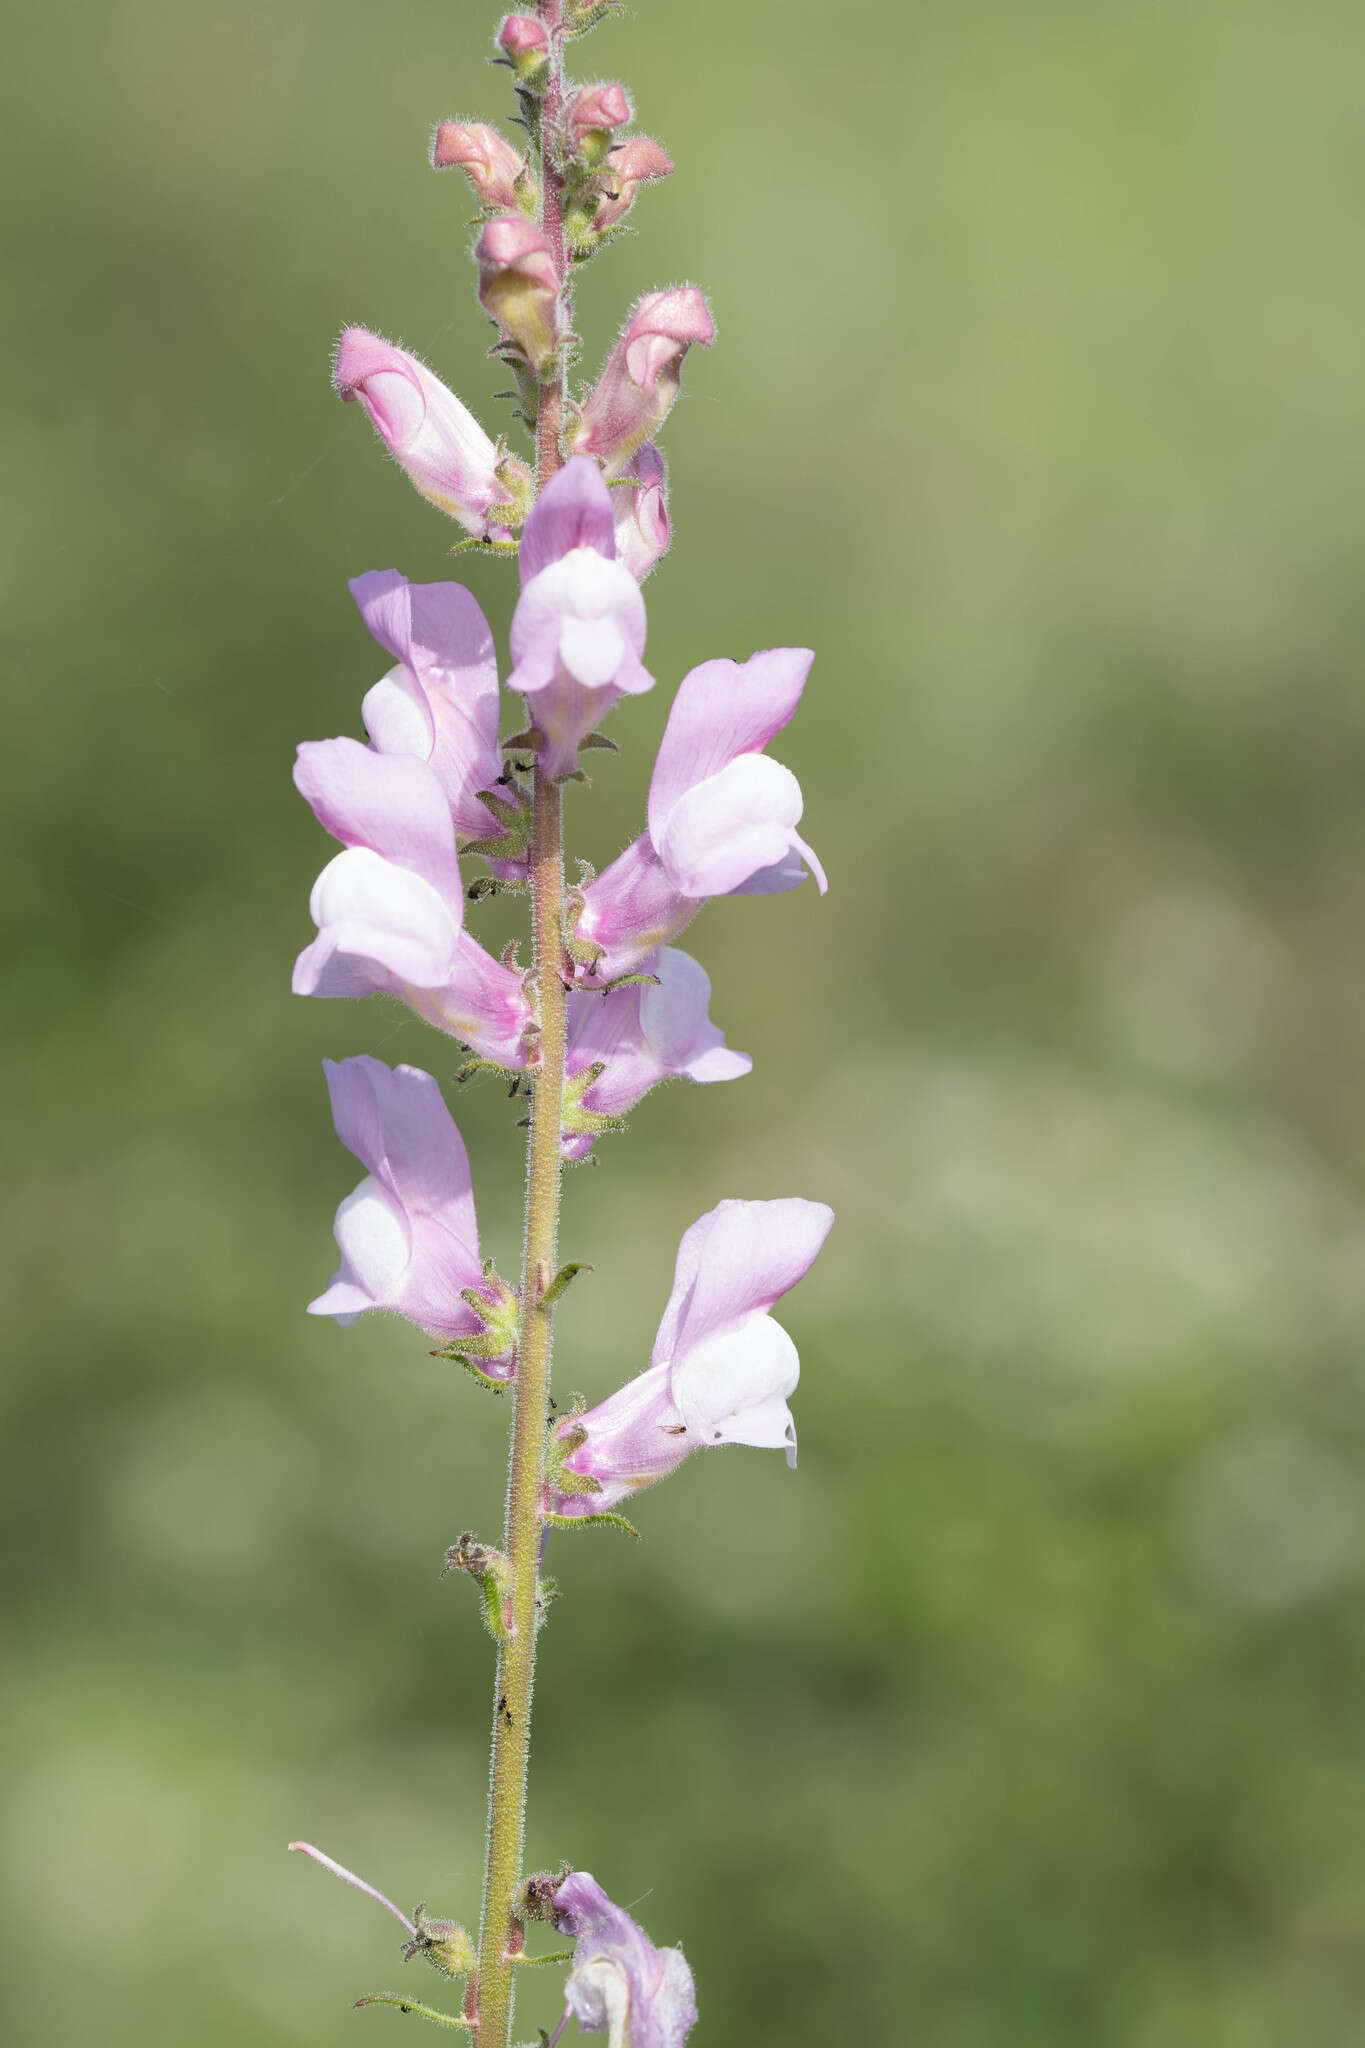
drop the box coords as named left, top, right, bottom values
left=431, top=121, right=524, bottom=212
left=475, top=215, right=563, bottom=372
left=496, top=12, right=549, bottom=85
left=567, top=82, right=632, bottom=162
left=612, top=442, right=670, bottom=582
left=592, top=135, right=673, bottom=232
left=572, top=288, right=714, bottom=474
left=333, top=328, right=531, bottom=541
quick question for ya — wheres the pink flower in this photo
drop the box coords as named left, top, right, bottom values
left=431, top=121, right=525, bottom=212
left=567, top=83, right=632, bottom=160
left=593, top=136, right=674, bottom=233
left=347, top=570, right=508, bottom=843
left=611, top=443, right=669, bottom=582
left=572, top=288, right=714, bottom=475
left=571, top=648, right=826, bottom=978
left=551, top=1872, right=697, bottom=2048
left=551, top=1198, right=834, bottom=1513
left=508, top=456, right=653, bottom=778
left=561, top=947, right=750, bottom=1158
left=309, top=1056, right=516, bottom=1365
left=292, top=740, right=534, bottom=1066
left=475, top=216, right=562, bottom=373
left=333, top=329, right=531, bottom=541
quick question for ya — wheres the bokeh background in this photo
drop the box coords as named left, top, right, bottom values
left=5, top=0, right=1365, bottom=2041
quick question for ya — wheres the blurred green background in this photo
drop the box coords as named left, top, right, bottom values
left=5, top=0, right=1365, bottom=2041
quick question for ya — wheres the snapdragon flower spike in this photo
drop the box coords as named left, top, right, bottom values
left=572, top=288, right=715, bottom=476
left=611, top=443, right=669, bottom=583
left=552, top=1872, right=697, bottom=2048
left=333, top=329, right=531, bottom=542
left=432, top=120, right=526, bottom=213
left=308, top=1057, right=516, bottom=1367
left=292, top=740, right=533, bottom=1065
left=476, top=215, right=562, bottom=376
left=561, top=946, right=750, bottom=1158
left=593, top=137, right=674, bottom=234
left=507, top=455, right=652, bottom=777
left=572, top=648, right=826, bottom=978
left=550, top=1197, right=834, bottom=1513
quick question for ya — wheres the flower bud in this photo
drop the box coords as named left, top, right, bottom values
left=496, top=13, right=549, bottom=88
left=333, top=328, right=532, bottom=541
left=612, top=441, right=670, bottom=581
left=431, top=121, right=525, bottom=213
left=402, top=1907, right=476, bottom=1981
left=476, top=215, right=563, bottom=374
left=567, top=82, right=631, bottom=164
left=572, top=288, right=715, bottom=474
left=592, top=135, right=673, bottom=232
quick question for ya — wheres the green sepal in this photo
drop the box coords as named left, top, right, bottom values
left=563, top=890, right=604, bottom=968
left=560, top=1061, right=625, bottom=1147
left=354, top=1993, right=471, bottom=2027
left=463, top=785, right=533, bottom=866
left=541, top=1509, right=642, bottom=1540
left=455, top=1057, right=518, bottom=1086
left=578, top=731, right=618, bottom=751
left=539, top=1260, right=593, bottom=1308
left=535, top=1575, right=561, bottom=1630
left=403, top=1907, right=477, bottom=1981
left=432, top=1264, right=519, bottom=1388
left=444, top=1533, right=517, bottom=1642
left=518, top=1865, right=572, bottom=1922
left=600, top=971, right=661, bottom=991
left=541, top=1404, right=602, bottom=1505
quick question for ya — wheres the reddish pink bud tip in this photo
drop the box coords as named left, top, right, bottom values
left=498, top=13, right=548, bottom=56
left=569, top=82, right=632, bottom=140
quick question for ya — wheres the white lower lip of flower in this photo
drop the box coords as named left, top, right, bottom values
left=363, top=665, right=433, bottom=758
left=309, top=848, right=460, bottom=963
left=670, top=1311, right=800, bottom=1445
left=332, top=1175, right=411, bottom=1302
left=568, top=1956, right=632, bottom=2048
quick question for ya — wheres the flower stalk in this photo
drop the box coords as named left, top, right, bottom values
left=474, top=6, right=570, bottom=2042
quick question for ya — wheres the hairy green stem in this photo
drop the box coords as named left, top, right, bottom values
left=473, top=6, right=569, bottom=2042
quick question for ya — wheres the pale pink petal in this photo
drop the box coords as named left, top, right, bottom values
left=294, top=738, right=461, bottom=897
left=647, top=648, right=814, bottom=843
left=518, top=454, right=616, bottom=583
left=323, top=1056, right=477, bottom=1249
left=351, top=571, right=502, bottom=837
left=651, top=1197, right=834, bottom=1368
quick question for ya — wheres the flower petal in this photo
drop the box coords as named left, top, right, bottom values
left=647, top=648, right=813, bottom=846
left=518, top=454, right=616, bottom=582
left=294, top=738, right=461, bottom=897
left=654, top=753, right=805, bottom=900
left=651, top=1196, right=834, bottom=1368
left=670, top=1312, right=799, bottom=1447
